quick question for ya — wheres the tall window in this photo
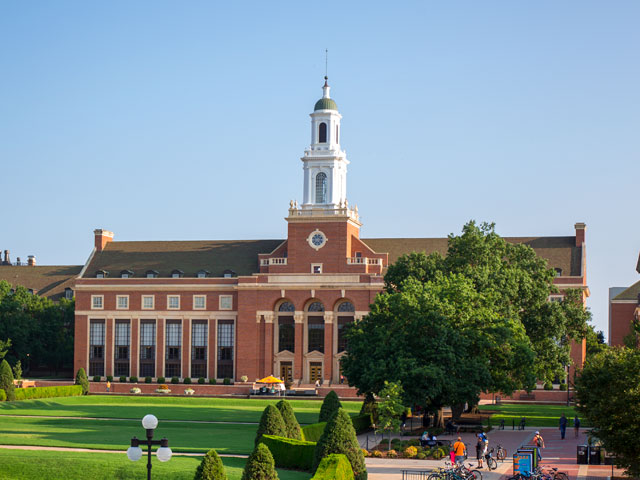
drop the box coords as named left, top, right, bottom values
left=191, top=321, right=207, bottom=379
left=307, top=301, right=325, bottom=353
left=89, top=320, right=105, bottom=377
left=165, top=321, right=181, bottom=378
left=217, top=320, right=234, bottom=379
left=318, top=122, right=327, bottom=143
left=278, top=316, right=295, bottom=352
left=337, top=301, right=355, bottom=353
left=114, top=321, right=130, bottom=377
left=139, top=321, right=156, bottom=377
left=315, top=172, right=327, bottom=204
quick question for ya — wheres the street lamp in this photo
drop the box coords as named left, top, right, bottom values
left=127, top=414, right=172, bottom=479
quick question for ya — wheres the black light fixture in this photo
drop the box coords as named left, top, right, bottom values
left=127, top=414, right=172, bottom=479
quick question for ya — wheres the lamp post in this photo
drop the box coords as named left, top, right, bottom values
left=127, top=414, right=172, bottom=480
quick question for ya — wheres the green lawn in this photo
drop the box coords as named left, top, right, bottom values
left=0, top=448, right=311, bottom=480
left=0, top=395, right=361, bottom=424
left=479, top=403, right=588, bottom=427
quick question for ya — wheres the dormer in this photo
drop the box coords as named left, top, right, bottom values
left=146, top=270, right=159, bottom=278
left=197, top=269, right=210, bottom=278
left=95, top=270, right=109, bottom=278
left=171, top=269, right=184, bottom=278
left=223, top=269, right=236, bottom=278
left=120, top=269, right=134, bottom=278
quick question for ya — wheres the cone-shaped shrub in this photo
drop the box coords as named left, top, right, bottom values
left=194, top=448, right=227, bottom=480
left=276, top=399, right=301, bottom=440
left=255, top=404, right=287, bottom=446
left=319, top=390, right=342, bottom=423
left=0, top=360, right=15, bottom=401
left=241, top=443, right=279, bottom=480
left=313, top=408, right=367, bottom=480
left=75, top=368, right=89, bottom=395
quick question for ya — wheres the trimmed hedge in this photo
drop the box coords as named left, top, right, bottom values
left=14, top=385, right=83, bottom=401
left=351, top=414, right=372, bottom=434
left=0, top=389, right=5, bottom=401
left=260, top=434, right=316, bottom=471
left=302, top=422, right=327, bottom=442
left=311, top=454, right=354, bottom=480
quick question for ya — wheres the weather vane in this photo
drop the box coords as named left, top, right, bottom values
left=325, top=49, right=328, bottom=79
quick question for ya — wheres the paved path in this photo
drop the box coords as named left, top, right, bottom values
left=0, top=444, right=248, bottom=458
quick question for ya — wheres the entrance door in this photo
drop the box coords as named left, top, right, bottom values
left=309, top=362, right=322, bottom=383
left=280, top=362, right=293, bottom=383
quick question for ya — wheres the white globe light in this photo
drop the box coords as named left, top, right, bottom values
left=127, top=446, right=143, bottom=462
left=156, top=446, right=172, bottom=462
left=142, top=414, right=158, bottom=430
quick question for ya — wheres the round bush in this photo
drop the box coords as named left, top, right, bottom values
left=157, top=377, right=165, bottom=384
left=119, top=376, right=126, bottom=383
left=209, top=378, right=217, bottom=385
left=184, top=377, right=192, bottom=384
left=106, top=375, right=113, bottom=382
left=544, top=381, right=553, bottom=390
left=223, top=377, right=232, bottom=385
left=404, top=446, right=417, bottom=458
left=198, top=377, right=205, bottom=384
left=241, top=443, right=278, bottom=480
left=145, top=377, right=152, bottom=384
left=171, top=377, right=179, bottom=384
left=92, top=376, right=101, bottom=382
left=129, top=376, right=138, bottom=383
left=195, top=448, right=227, bottom=480
left=387, top=449, right=397, bottom=458
left=559, top=383, right=568, bottom=391
left=417, top=452, right=426, bottom=460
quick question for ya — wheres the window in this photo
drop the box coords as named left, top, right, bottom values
left=115, top=321, right=130, bottom=377
left=315, top=172, right=327, bottom=203
left=142, top=295, right=154, bottom=310
left=337, top=317, right=354, bottom=353
left=308, top=317, right=324, bottom=353
left=89, top=320, right=105, bottom=377
left=146, top=270, right=158, bottom=278
left=318, top=122, right=327, bottom=143
left=554, top=268, right=563, bottom=276
left=197, top=270, right=209, bottom=278
left=217, top=320, right=234, bottom=379
left=337, top=301, right=355, bottom=312
left=278, top=302, right=295, bottom=312
left=171, top=270, right=184, bottom=278
left=168, top=295, right=180, bottom=309
left=116, top=295, right=129, bottom=310
left=223, top=269, right=235, bottom=278
left=91, top=295, right=103, bottom=310
left=64, top=288, right=73, bottom=300
left=278, top=316, right=295, bottom=352
left=139, top=321, right=156, bottom=377
left=120, top=270, right=133, bottom=278
left=312, top=264, right=322, bottom=274
left=308, top=301, right=325, bottom=312
left=96, top=270, right=108, bottom=278
left=550, top=295, right=564, bottom=303
left=219, top=295, right=233, bottom=310
left=193, top=295, right=206, bottom=310
left=191, top=321, right=207, bottom=379
left=165, top=321, right=182, bottom=378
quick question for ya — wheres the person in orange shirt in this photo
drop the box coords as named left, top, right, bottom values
left=453, top=436, right=467, bottom=464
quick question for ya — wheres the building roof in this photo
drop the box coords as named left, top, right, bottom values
left=0, top=265, right=82, bottom=300
left=314, top=98, right=338, bottom=111
left=612, top=280, right=640, bottom=301
left=83, top=240, right=284, bottom=278
left=362, top=236, right=582, bottom=277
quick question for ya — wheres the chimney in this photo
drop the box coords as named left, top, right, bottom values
left=27, top=255, right=36, bottom=266
left=3, top=250, right=10, bottom=265
left=574, top=222, right=586, bottom=247
left=16, top=257, right=21, bottom=266
left=94, top=229, right=114, bottom=252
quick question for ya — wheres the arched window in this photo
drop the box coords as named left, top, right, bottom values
left=307, top=301, right=325, bottom=312
left=279, top=302, right=295, bottom=312
left=315, top=173, right=327, bottom=204
left=318, top=122, right=327, bottom=143
left=337, top=301, right=355, bottom=312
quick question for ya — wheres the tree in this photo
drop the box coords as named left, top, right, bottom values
left=313, top=408, right=367, bottom=480
left=575, top=347, right=640, bottom=476
left=75, top=368, right=89, bottom=395
left=275, top=399, right=301, bottom=440
left=241, top=443, right=279, bottom=480
left=585, top=325, right=607, bottom=356
left=194, top=448, right=227, bottom=480
left=359, top=392, right=379, bottom=426
left=0, top=338, right=10, bottom=361
left=12, top=360, right=22, bottom=380
left=0, top=359, right=15, bottom=401
left=377, top=381, right=405, bottom=450
left=319, top=390, right=342, bottom=423
left=255, top=405, right=286, bottom=446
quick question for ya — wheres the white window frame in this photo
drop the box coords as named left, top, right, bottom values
left=116, top=295, right=129, bottom=310
left=549, top=295, right=564, bottom=303
left=219, top=295, right=233, bottom=311
left=311, top=263, right=323, bottom=274
left=167, top=295, right=180, bottom=310
left=91, top=295, right=104, bottom=310
left=142, top=295, right=155, bottom=310
left=193, top=295, right=206, bottom=310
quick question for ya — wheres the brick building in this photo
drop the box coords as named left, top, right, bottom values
left=608, top=253, right=640, bottom=346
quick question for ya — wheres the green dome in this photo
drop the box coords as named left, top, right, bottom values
left=314, top=97, right=338, bottom=111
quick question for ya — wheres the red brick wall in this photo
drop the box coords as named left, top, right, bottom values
left=610, top=302, right=637, bottom=346
left=74, top=315, right=88, bottom=375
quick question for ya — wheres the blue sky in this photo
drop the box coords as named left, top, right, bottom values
left=1, top=1, right=638, bottom=337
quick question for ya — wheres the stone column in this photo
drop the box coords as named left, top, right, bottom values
left=182, top=318, right=191, bottom=379
left=105, top=317, right=114, bottom=377
left=263, top=312, right=274, bottom=377
left=323, top=312, right=334, bottom=384
left=294, top=312, right=304, bottom=381
left=130, top=318, right=139, bottom=378
left=156, top=318, right=165, bottom=379
left=208, top=318, right=216, bottom=381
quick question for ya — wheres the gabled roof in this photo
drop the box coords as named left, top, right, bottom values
left=0, top=265, right=82, bottom=300
left=613, top=280, right=640, bottom=301
left=82, top=240, right=284, bottom=278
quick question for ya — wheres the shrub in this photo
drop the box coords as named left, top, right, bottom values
left=106, top=375, right=113, bottom=382
left=241, top=443, right=279, bottom=480
left=403, top=446, right=417, bottom=458
left=198, top=377, right=205, bottom=384
left=372, top=450, right=382, bottom=458
left=183, top=377, right=191, bottom=384
left=12, top=361, right=22, bottom=380
left=75, top=368, right=89, bottom=395
left=0, top=360, right=16, bottom=401
left=195, top=448, right=228, bottom=480
left=319, top=390, right=342, bottom=423
left=157, top=377, right=165, bottom=384
left=130, top=376, right=138, bottom=383
left=310, top=454, right=354, bottom=480
left=361, top=449, right=369, bottom=457
left=544, top=381, right=553, bottom=390
left=387, top=449, right=398, bottom=458
left=313, top=408, right=367, bottom=480
left=351, top=414, right=372, bottom=434
left=14, top=385, right=82, bottom=400
left=407, top=439, right=420, bottom=447
left=559, top=383, right=568, bottom=391
left=0, top=389, right=6, bottom=401
left=223, top=377, right=232, bottom=385
left=417, top=452, right=426, bottom=460
left=255, top=405, right=287, bottom=446
left=93, top=376, right=101, bottom=382
left=171, top=377, right=179, bottom=384
left=145, top=377, right=152, bottom=384
left=119, top=376, right=126, bottom=383
left=209, top=378, right=217, bottom=385
left=241, top=375, right=248, bottom=382
left=301, top=422, right=326, bottom=442
left=359, top=393, right=378, bottom=425
left=276, top=399, right=301, bottom=440
left=259, top=435, right=315, bottom=470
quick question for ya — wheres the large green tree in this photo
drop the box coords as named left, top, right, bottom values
left=575, top=347, right=640, bottom=476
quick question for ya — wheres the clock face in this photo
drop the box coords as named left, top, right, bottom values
left=307, top=230, right=327, bottom=250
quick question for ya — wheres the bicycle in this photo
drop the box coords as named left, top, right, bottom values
left=538, top=465, right=569, bottom=480
left=496, top=444, right=507, bottom=461
left=484, top=449, right=498, bottom=471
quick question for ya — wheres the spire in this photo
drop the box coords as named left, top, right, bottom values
left=323, top=76, right=330, bottom=99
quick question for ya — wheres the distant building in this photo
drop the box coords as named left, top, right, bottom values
left=608, top=253, right=640, bottom=346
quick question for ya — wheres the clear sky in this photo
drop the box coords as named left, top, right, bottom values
left=1, top=1, right=638, bottom=338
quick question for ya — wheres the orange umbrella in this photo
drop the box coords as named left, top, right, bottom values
left=256, top=375, right=283, bottom=384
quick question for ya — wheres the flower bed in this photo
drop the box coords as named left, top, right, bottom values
left=363, top=439, right=448, bottom=460
left=155, top=384, right=171, bottom=394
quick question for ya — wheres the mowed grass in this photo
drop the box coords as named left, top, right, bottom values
left=479, top=403, right=588, bottom=427
left=0, top=395, right=361, bottom=424
left=0, top=416, right=257, bottom=454
left=0, top=448, right=311, bottom=480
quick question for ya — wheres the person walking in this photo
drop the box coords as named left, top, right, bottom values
left=453, top=436, right=467, bottom=464
left=106, top=380, right=111, bottom=393
left=533, top=431, right=545, bottom=460
left=559, top=413, right=568, bottom=439
left=574, top=415, right=581, bottom=438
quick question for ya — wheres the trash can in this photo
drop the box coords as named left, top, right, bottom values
left=589, top=446, right=601, bottom=465
left=577, top=445, right=588, bottom=464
